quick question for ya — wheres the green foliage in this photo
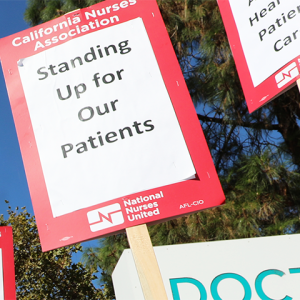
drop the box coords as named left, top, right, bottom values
left=0, top=206, right=109, bottom=299
left=82, top=235, right=129, bottom=300
left=24, top=0, right=105, bottom=25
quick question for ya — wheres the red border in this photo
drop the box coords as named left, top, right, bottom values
left=217, top=0, right=300, bottom=113
left=0, top=0, right=225, bottom=251
left=0, top=226, right=16, bottom=300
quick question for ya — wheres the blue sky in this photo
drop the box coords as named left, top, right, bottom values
left=0, top=0, right=32, bottom=217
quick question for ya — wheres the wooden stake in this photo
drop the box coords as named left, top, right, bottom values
left=297, top=78, right=300, bottom=92
left=126, top=224, right=168, bottom=300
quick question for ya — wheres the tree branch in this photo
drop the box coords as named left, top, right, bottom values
left=197, top=114, right=281, bottom=131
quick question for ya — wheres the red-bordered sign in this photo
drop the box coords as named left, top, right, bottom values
left=218, top=0, right=300, bottom=113
left=0, top=0, right=225, bottom=251
left=0, top=226, right=16, bottom=300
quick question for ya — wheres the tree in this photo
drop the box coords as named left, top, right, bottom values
left=0, top=204, right=109, bottom=299
left=23, top=0, right=300, bottom=298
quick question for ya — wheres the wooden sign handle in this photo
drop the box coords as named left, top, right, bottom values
left=126, top=224, right=168, bottom=300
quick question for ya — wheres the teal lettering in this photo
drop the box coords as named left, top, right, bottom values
left=211, top=273, right=251, bottom=300
left=255, top=269, right=292, bottom=300
left=170, top=278, right=207, bottom=300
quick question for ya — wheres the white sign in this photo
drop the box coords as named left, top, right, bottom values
left=113, top=234, right=300, bottom=300
left=18, top=18, right=195, bottom=217
left=228, top=0, right=300, bottom=87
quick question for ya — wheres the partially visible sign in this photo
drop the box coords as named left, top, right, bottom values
left=0, top=0, right=225, bottom=251
left=0, top=227, right=16, bottom=300
left=217, top=0, right=300, bottom=112
left=113, top=234, right=300, bottom=300
left=0, top=249, right=3, bottom=300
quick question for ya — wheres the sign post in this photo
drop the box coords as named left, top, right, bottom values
left=126, top=224, right=168, bottom=300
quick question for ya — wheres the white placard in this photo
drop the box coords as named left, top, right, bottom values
left=0, top=249, right=4, bottom=300
left=113, top=234, right=300, bottom=300
left=228, top=0, right=300, bottom=87
left=18, top=18, right=195, bottom=217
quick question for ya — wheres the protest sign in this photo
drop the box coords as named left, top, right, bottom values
left=218, top=0, right=300, bottom=112
left=0, top=0, right=224, bottom=251
left=0, top=227, right=16, bottom=300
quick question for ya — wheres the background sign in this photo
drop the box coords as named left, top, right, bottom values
left=0, top=0, right=225, bottom=251
left=218, top=0, right=300, bottom=112
left=0, top=227, right=16, bottom=300
left=113, top=234, right=300, bottom=300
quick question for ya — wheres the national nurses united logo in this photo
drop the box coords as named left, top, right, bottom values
left=275, top=62, right=299, bottom=89
left=87, top=203, right=124, bottom=232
